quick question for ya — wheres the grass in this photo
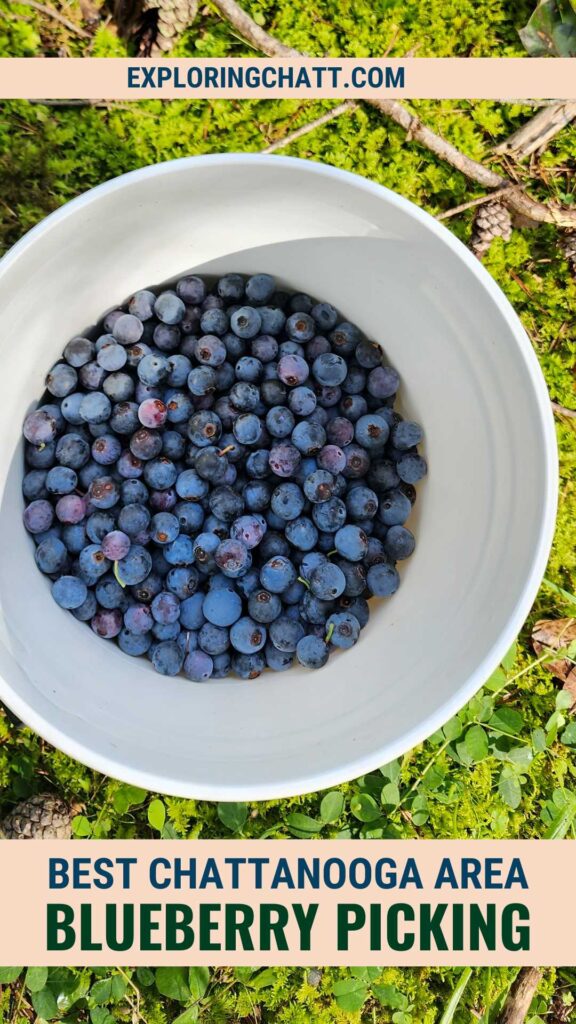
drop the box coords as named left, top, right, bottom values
left=0, top=0, right=575, bottom=1020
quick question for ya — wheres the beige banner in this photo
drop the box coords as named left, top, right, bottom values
left=0, top=840, right=573, bottom=965
left=0, top=57, right=575, bottom=100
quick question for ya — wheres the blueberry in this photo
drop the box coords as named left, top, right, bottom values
left=80, top=392, right=112, bottom=425
left=174, top=470, right=208, bottom=504
left=116, top=545, right=153, bottom=585
left=217, top=273, right=245, bottom=302
left=355, top=414, right=389, bottom=450
left=113, top=314, right=144, bottom=345
left=233, top=413, right=263, bottom=446
left=46, top=466, right=77, bottom=495
left=183, top=649, right=213, bottom=681
left=215, top=539, right=252, bottom=578
left=230, top=616, right=266, bottom=654
left=396, top=454, right=428, bottom=484
left=55, top=494, right=86, bottom=525
left=244, top=274, right=275, bottom=305
left=230, top=513, right=267, bottom=549
left=355, top=339, right=383, bottom=369
left=311, top=496, right=346, bottom=532
left=101, top=530, right=131, bottom=560
left=367, top=365, right=400, bottom=399
left=260, top=556, right=297, bottom=594
left=265, top=643, right=293, bottom=671
left=285, top=517, right=318, bottom=551
left=296, top=635, right=329, bottom=669
left=384, top=525, right=416, bottom=560
left=310, top=563, right=346, bottom=600
left=35, top=536, right=68, bottom=574
left=64, top=336, right=95, bottom=368
left=191, top=333, right=226, bottom=368
left=330, top=322, right=361, bottom=355
left=268, top=444, right=301, bottom=478
left=46, top=362, right=78, bottom=398
left=176, top=276, right=206, bottom=305
left=378, top=488, right=412, bottom=526
left=52, top=575, right=88, bottom=609
left=326, top=611, right=360, bottom=649
left=346, top=485, right=378, bottom=520
left=285, top=312, right=315, bottom=342
left=277, top=354, right=309, bottom=387
left=231, top=307, right=262, bottom=340
left=154, top=291, right=185, bottom=325
left=152, top=640, right=185, bottom=676
left=367, top=562, right=400, bottom=596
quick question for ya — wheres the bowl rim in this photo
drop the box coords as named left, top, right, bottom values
left=0, top=153, right=558, bottom=800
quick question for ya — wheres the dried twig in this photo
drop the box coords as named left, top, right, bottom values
left=493, top=101, right=576, bottom=158
left=497, top=968, right=543, bottom=1024
left=209, top=0, right=576, bottom=228
left=437, top=185, right=521, bottom=220
left=12, top=0, right=92, bottom=37
left=262, top=101, right=357, bottom=153
left=552, top=401, right=576, bottom=419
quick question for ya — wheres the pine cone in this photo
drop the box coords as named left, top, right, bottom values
left=0, top=793, right=73, bottom=840
left=560, top=229, right=576, bottom=279
left=470, top=200, right=513, bottom=258
left=116, top=0, right=197, bottom=54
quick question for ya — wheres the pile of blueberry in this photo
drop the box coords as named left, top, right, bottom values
left=22, top=273, right=426, bottom=680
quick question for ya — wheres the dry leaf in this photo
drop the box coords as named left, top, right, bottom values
left=532, top=617, right=576, bottom=707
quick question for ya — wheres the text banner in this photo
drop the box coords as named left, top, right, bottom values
left=0, top=840, right=573, bottom=965
left=0, top=58, right=575, bottom=100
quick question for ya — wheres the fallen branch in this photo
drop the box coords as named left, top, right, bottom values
left=497, top=968, right=543, bottom=1024
left=494, top=100, right=576, bottom=157
left=437, top=185, right=520, bottom=220
left=262, top=101, right=356, bottom=153
left=209, top=0, right=576, bottom=228
left=13, top=0, right=92, bottom=37
left=552, top=401, right=576, bottom=419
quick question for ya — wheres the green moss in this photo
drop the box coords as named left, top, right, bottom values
left=0, top=3, right=574, bottom=1015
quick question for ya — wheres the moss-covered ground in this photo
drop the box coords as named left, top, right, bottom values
left=0, top=0, right=575, bottom=1019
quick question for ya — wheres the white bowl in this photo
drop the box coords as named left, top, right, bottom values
left=0, top=155, right=557, bottom=800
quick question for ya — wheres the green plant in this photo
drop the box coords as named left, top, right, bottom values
left=520, top=0, right=576, bottom=55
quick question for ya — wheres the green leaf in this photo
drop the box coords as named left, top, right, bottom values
left=350, top=966, right=380, bottom=981
left=502, top=642, right=518, bottom=671
left=25, top=966, right=48, bottom=992
left=136, top=967, right=155, bottom=987
left=173, top=1008, right=199, bottom=1024
left=484, top=667, right=506, bottom=692
left=31, top=987, right=59, bottom=1020
left=217, top=801, right=248, bottom=833
left=498, top=767, right=523, bottom=809
left=488, top=707, right=524, bottom=735
left=71, top=814, right=92, bottom=837
left=148, top=798, right=166, bottom=832
left=379, top=759, right=401, bottom=782
left=443, top=716, right=463, bottom=742
left=350, top=792, right=380, bottom=822
left=188, top=966, right=210, bottom=1000
left=519, top=0, right=576, bottom=56
left=113, top=784, right=148, bottom=814
left=463, top=725, right=489, bottom=762
left=89, top=976, right=127, bottom=1005
left=381, top=781, right=400, bottom=808
left=91, top=1008, right=116, bottom=1024
left=561, top=721, right=576, bottom=746
left=332, top=978, right=369, bottom=1012
left=373, top=984, right=409, bottom=1009
left=532, top=727, right=547, bottom=753
left=155, top=967, right=191, bottom=1003
left=0, top=967, right=23, bottom=984
left=320, top=791, right=344, bottom=823
left=438, top=967, right=472, bottom=1024
left=251, top=968, right=278, bottom=989
left=286, top=813, right=323, bottom=837
left=392, top=1013, right=413, bottom=1024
